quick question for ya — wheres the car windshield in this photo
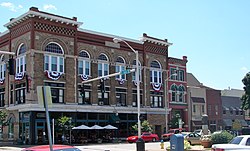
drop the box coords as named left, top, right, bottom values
left=229, top=136, right=243, bottom=144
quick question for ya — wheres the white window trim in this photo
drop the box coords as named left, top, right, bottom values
left=78, top=58, right=91, bottom=76
left=98, top=61, right=109, bottom=77
left=16, top=55, right=26, bottom=74
left=44, top=54, right=64, bottom=73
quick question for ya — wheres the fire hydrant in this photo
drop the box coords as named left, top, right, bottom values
left=160, top=140, right=164, bottom=149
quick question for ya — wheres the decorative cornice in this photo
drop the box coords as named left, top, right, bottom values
left=140, top=35, right=172, bottom=46
left=4, top=8, right=83, bottom=29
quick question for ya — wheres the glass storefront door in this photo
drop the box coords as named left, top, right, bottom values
left=35, top=121, right=46, bottom=144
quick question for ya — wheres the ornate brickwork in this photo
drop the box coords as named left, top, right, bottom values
left=34, top=22, right=75, bottom=37
left=145, top=45, right=167, bottom=55
left=11, top=23, right=32, bottom=38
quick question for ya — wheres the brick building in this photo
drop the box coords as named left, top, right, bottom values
left=0, top=7, right=188, bottom=144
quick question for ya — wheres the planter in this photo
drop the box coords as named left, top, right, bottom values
left=201, top=140, right=212, bottom=148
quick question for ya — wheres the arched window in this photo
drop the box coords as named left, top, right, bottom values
left=150, top=60, right=162, bottom=83
left=44, top=42, right=64, bottom=73
left=16, top=43, right=26, bottom=74
left=78, top=50, right=91, bottom=76
left=132, top=60, right=142, bottom=82
left=98, top=53, right=109, bottom=77
left=115, top=56, right=126, bottom=80
left=178, top=85, right=185, bottom=102
left=171, top=84, right=178, bottom=102
left=0, top=55, right=6, bottom=80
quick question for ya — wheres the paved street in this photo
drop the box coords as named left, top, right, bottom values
left=0, top=142, right=206, bottom=151
left=0, top=142, right=171, bottom=151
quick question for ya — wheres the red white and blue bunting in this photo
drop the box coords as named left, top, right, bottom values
left=0, top=78, right=4, bottom=85
left=80, top=74, right=89, bottom=81
left=15, top=72, right=25, bottom=81
left=117, top=79, right=125, bottom=85
left=152, top=83, right=162, bottom=92
left=45, top=71, right=62, bottom=80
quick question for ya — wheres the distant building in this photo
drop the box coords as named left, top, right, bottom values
left=221, top=89, right=248, bottom=131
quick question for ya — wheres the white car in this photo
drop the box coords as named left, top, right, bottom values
left=211, top=135, right=250, bottom=151
left=194, top=129, right=211, bottom=135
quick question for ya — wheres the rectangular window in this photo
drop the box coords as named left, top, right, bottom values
left=78, top=61, right=83, bottom=74
left=44, top=56, right=49, bottom=70
left=78, top=85, right=91, bottom=105
left=15, top=83, right=25, bottom=104
left=45, top=82, right=64, bottom=103
left=85, top=62, right=90, bottom=75
left=98, top=64, right=102, bottom=76
left=51, top=56, right=57, bottom=71
left=59, top=57, right=64, bottom=72
left=193, top=105, right=196, bottom=113
left=0, top=88, right=4, bottom=107
left=104, top=64, right=109, bottom=76
left=98, top=92, right=109, bottom=105
left=150, top=91, right=163, bottom=108
left=202, top=105, right=205, bottom=113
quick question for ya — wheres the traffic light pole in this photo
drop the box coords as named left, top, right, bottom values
left=82, top=69, right=135, bottom=84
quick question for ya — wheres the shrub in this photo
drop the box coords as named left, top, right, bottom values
left=211, top=130, right=234, bottom=144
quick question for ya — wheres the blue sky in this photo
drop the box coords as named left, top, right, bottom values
left=0, top=0, right=249, bottom=90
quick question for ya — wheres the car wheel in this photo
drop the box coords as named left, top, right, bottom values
left=152, top=138, right=156, bottom=142
left=188, top=141, right=192, bottom=145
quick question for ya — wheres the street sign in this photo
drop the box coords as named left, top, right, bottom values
left=121, top=69, right=134, bottom=75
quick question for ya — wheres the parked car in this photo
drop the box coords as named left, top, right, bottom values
left=21, top=145, right=81, bottom=151
left=185, top=132, right=201, bottom=145
left=161, top=128, right=186, bottom=141
left=211, top=135, right=250, bottom=151
left=127, top=132, right=159, bottom=143
left=194, top=129, right=211, bottom=135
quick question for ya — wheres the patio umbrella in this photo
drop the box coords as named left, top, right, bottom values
left=72, top=124, right=91, bottom=130
left=90, top=125, right=104, bottom=130
left=103, top=124, right=118, bottom=130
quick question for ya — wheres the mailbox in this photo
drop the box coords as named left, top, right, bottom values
left=170, top=134, right=184, bottom=151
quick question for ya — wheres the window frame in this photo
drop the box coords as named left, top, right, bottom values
left=150, top=60, right=162, bottom=83
left=97, top=54, right=109, bottom=77
left=78, top=50, right=91, bottom=76
left=44, top=42, right=64, bottom=73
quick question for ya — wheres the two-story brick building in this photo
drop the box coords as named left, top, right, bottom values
left=0, top=7, right=188, bottom=144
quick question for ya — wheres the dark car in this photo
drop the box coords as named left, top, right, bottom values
left=21, top=145, right=81, bottom=151
left=127, top=132, right=159, bottom=143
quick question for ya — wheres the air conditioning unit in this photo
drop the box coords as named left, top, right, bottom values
left=99, top=101, right=104, bottom=106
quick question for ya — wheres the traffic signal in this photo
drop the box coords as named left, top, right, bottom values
left=80, top=84, right=85, bottom=97
left=8, top=58, right=15, bottom=75
left=100, top=79, right=105, bottom=93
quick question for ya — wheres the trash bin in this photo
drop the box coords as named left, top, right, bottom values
left=170, top=134, right=184, bottom=151
left=136, top=138, right=145, bottom=151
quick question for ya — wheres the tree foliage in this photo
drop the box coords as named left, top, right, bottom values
left=0, top=110, right=7, bottom=125
left=169, top=113, right=181, bottom=128
left=241, top=72, right=250, bottom=113
left=132, top=120, right=154, bottom=133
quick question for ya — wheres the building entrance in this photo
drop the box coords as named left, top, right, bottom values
left=35, top=121, right=46, bottom=144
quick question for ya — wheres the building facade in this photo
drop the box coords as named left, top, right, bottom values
left=0, top=7, right=188, bottom=144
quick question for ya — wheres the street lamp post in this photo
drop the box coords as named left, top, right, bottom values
left=113, top=38, right=144, bottom=151
left=164, top=71, right=177, bottom=133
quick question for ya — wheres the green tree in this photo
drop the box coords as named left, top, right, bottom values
left=57, top=116, right=72, bottom=143
left=0, top=110, right=7, bottom=125
left=132, top=120, right=154, bottom=133
left=169, top=113, right=181, bottom=128
left=241, top=72, right=250, bottom=116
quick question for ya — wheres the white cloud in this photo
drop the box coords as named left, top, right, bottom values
left=0, top=2, right=23, bottom=12
left=240, top=66, right=248, bottom=71
left=43, top=4, right=57, bottom=11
